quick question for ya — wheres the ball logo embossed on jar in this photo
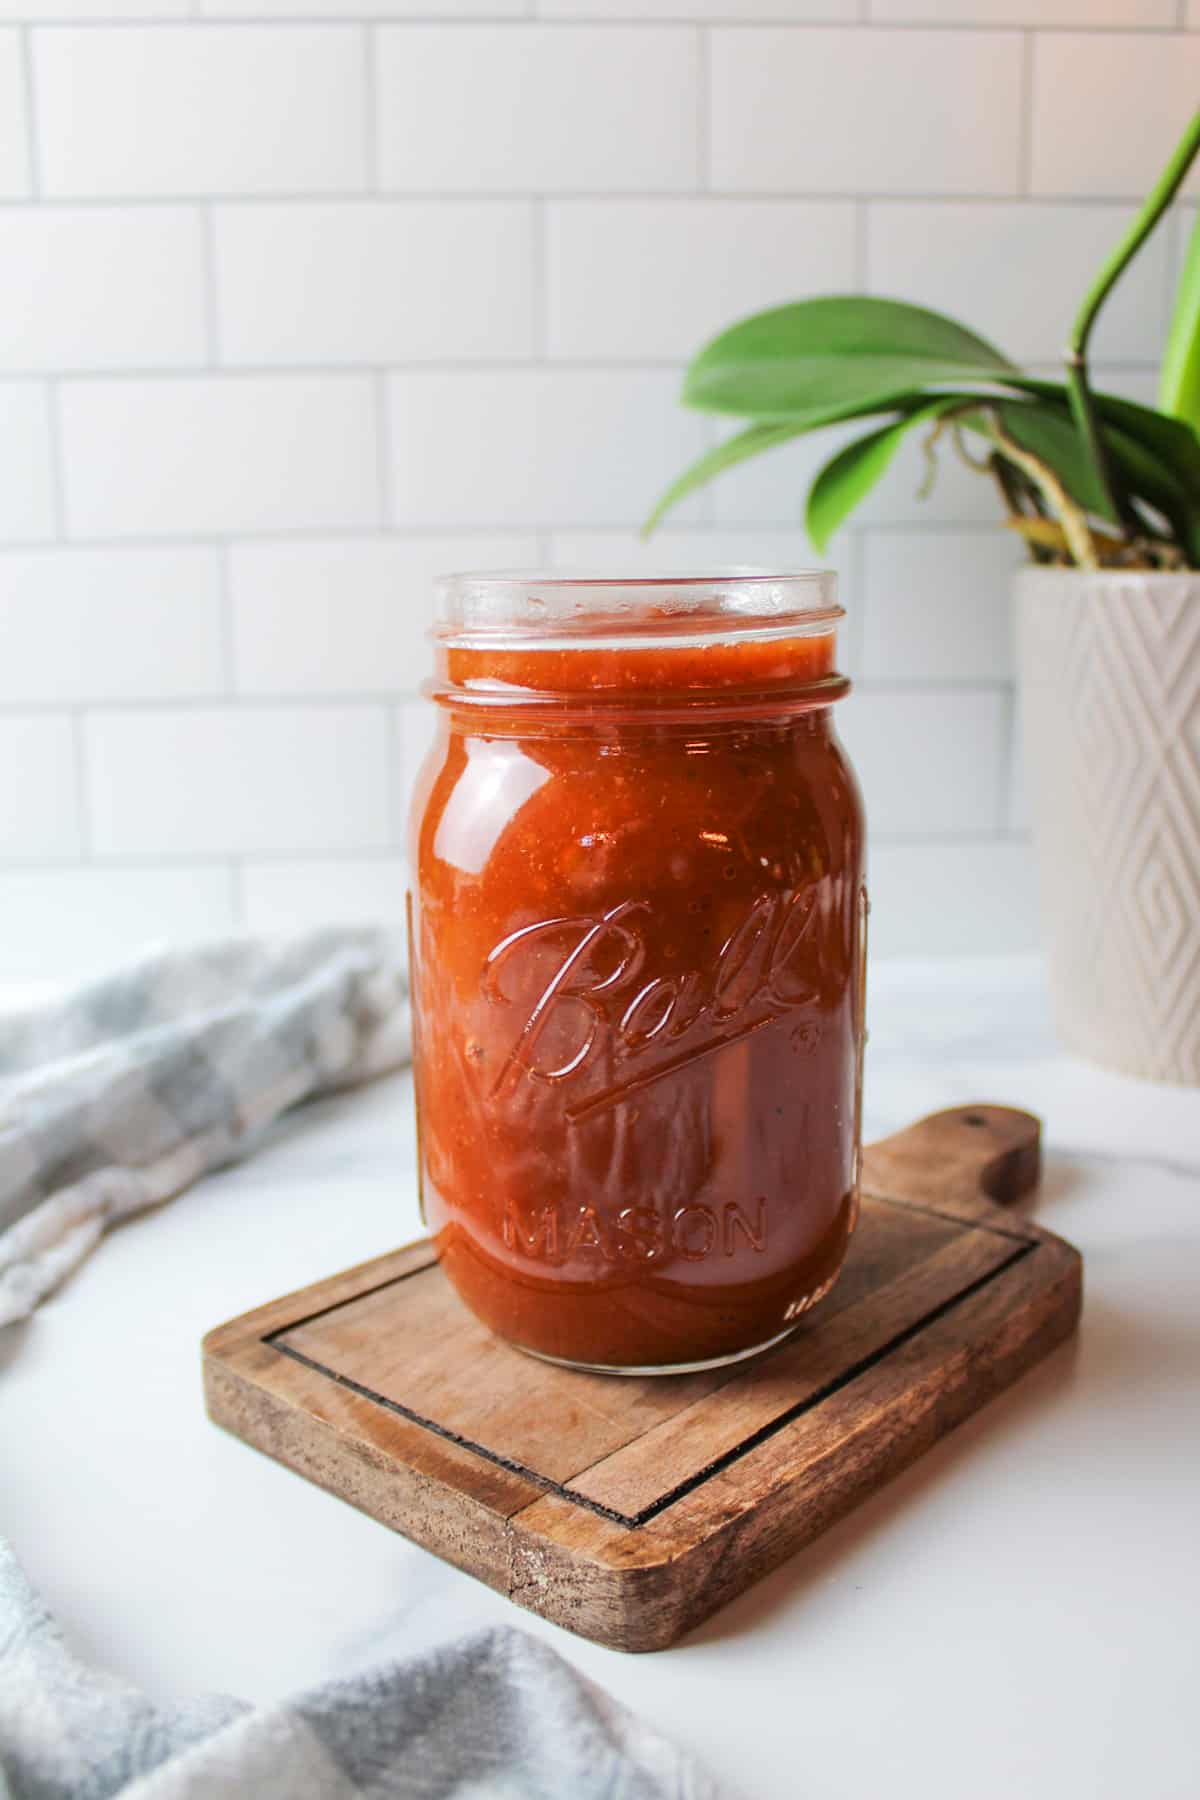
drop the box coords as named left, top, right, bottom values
left=481, top=886, right=823, bottom=1120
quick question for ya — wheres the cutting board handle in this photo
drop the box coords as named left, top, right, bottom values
left=862, top=1104, right=1041, bottom=1223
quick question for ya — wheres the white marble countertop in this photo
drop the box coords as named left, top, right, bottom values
left=3, top=957, right=1198, bottom=1800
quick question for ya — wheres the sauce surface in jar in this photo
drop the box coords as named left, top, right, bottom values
left=408, top=573, right=866, bottom=1372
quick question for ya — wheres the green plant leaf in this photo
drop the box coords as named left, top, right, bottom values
left=991, top=401, right=1116, bottom=521
left=1161, top=209, right=1200, bottom=432
left=1105, top=423, right=1200, bottom=561
left=642, top=420, right=811, bottom=536
left=1095, top=392, right=1200, bottom=499
left=805, top=402, right=957, bottom=553
left=642, top=389, right=957, bottom=534
left=1014, top=378, right=1200, bottom=489
left=980, top=394, right=1200, bottom=558
left=683, top=296, right=1020, bottom=418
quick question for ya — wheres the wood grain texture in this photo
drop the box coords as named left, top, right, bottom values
left=203, top=1104, right=1082, bottom=1652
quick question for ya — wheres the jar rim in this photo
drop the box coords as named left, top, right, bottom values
left=434, top=567, right=840, bottom=643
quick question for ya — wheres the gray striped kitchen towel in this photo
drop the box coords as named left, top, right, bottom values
left=0, top=936, right=730, bottom=1800
left=0, top=1540, right=722, bottom=1799
left=0, top=930, right=409, bottom=1329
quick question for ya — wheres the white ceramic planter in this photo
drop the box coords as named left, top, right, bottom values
left=1017, top=567, right=1200, bottom=1085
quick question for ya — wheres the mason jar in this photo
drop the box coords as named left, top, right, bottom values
left=407, top=571, right=867, bottom=1374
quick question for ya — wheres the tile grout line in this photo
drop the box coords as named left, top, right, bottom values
left=853, top=197, right=869, bottom=290
left=18, top=26, right=39, bottom=202
left=1, top=16, right=1188, bottom=33
left=1164, top=210, right=1179, bottom=346
left=997, top=682, right=1017, bottom=835
left=385, top=700, right=406, bottom=852
left=362, top=23, right=378, bottom=196
left=1018, top=30, right=1034, bottom=198
left=532, top=197, right=548, bottom=359
left=0, top=353, right=1162, bottom=384
left=44, top=377, right=67, bottom=541
left=0, top=679, right=1015, bottom=718
left=0, top=850, right=419, bottom=876
left=0, top=521, right=1075, bottom=556
left=200, top=203, right=221, bottom=368
left=692, top=418, right=717, bottom=528
left=215, top=539, right=236, bottom=693
left=0, top=831, right=1032, bottom=879
left=70, top=708, right=91, bottom=862
left=0, top=513, right=1126, bottom=554
left=695, top=24, right=710, bottom=195
left=846, top=528, right=866, bottom=676
left=373, top=368, right=393, bottom=530
left=0, top=191, right=1176, bottom=210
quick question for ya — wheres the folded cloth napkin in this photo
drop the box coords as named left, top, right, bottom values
left=0, top=931, right=409, bottom=1329
left=0, top=1542, right=722, bottom=1800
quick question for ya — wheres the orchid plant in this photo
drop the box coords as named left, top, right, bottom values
left=648, top=111, right=1200, bottom=574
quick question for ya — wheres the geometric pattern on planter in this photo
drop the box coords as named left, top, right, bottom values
left=1017, top=570, right=1200, bottom=1085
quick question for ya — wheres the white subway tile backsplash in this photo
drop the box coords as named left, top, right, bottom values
left=839, top=687, right=1007, bottom=837
left=0, top=4, right=1178, bottom=968
left=869, top=0, right=1171, bottom=23
left=547, top=200, right=855, bottom=362
left=867, top=202, right=1170, bottom=366
left=34, top=26, right=367, bottom=199
left=0, top=0, right=189, bottom=15
left=85, top=705, right=391, bottom=855
left=0, top=866, right=237, bottom=986
left=0, top=208, right=207, bottom=373
left=241, top=857, right=407, bottom=937
left=709, top=29, right=1023, bottom=196
left=1031, top=35, right=1200, bottom=199
left=376, top=26, right=699, bottom=193
left=866, top=841, right=1038, bottom=958
left=214, top=202, right=536, bottom=367
left=0, top=31, right=30, bottom=198
left=860, top=530, right=1021, bottom=684
left=540, top=0, right=854, bottom=15
left=59, top=375, right=380, bottom=538
left=387, top=369, right=707, bottom=527
left=205, top=0, right=521, bottom=13
left=0, top=714, right=81, bottom=860
left=0, top=385, right=55, bottom=542
left=230, top=532, right=536, bottom=695
left=546, top=527, right=828, bottom=573
left=0, top=547, right=224, bottom=702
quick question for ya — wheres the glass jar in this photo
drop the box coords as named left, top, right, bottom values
left=407, top=572, right=866, bottom=1374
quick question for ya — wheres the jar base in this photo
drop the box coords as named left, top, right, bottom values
left=508, top=1319, right=802, bottom=1378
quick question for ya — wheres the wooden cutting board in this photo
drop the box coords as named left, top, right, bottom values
left=203, top=1104, right=1081, bottom=1652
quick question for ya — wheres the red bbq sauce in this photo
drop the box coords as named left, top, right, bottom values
left=408, top=575, right=866, bottom=1372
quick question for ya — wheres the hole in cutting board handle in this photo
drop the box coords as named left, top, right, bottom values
left=863, top=1104, right=1042, bottom=1215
